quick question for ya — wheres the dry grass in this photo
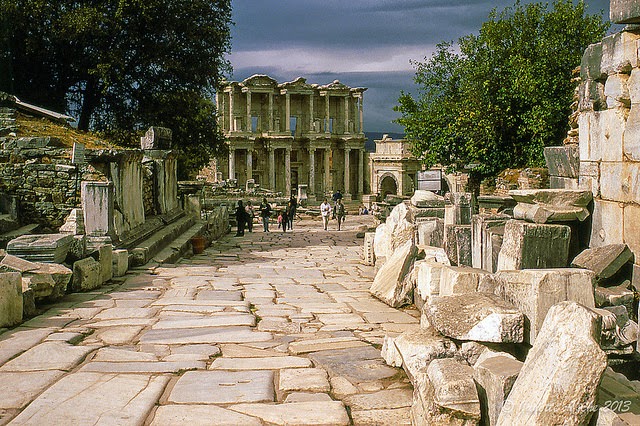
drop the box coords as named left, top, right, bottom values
left=15, top=112, right=121, bottom=149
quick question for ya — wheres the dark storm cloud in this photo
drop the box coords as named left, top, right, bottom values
left=228, top=0, right=613, bottom=132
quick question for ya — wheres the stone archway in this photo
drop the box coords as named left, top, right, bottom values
left=379, top=174, right=398, bottom=199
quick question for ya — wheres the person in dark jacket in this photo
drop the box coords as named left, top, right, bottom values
left=260, top=198, right=272, bottom=232
left=235, top=200, right=247, bottom=236
left=287, top=195, right=297, bottom=230
left=281, top=208, right=289, bottom=232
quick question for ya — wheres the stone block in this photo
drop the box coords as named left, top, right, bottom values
left=411, top=190, right=445, bottom=208
left=497, top=220, right=571, bottom=271
left=579, top=110, right=592, bottom=159
left=445, top=192, right=472, bottom=225
left=513, top=202, right=590, bottom=223
left=381, top=335, right=402, bottom=368
left=414, top=260, right=445, bottom=309
left=59, top=208, right=85, bottom=234
left=471, top=214, right=509, bottom=271
left=71, top=257, right=102, bottom=292
left=439, top=265, right=491, bottom=296
left=391, top=328, right=457, bottom=382
left=82, top=181, right=115, bottom=237
left=444, top=224, right=472, bottom=267
left=544, top=145, right=580, bottom=178
left=370, top=240, right=417, bottom=308
left=581, top=110, right=604, bottom=161
left=579, top=161, right=600, bottom=197
left=412, top=358, right=480, bottom=426
left=601, top=31, right=640, bottom=74
left=591, top=200, right=625, bottom=248
left=600, top=162, right=640, bottom=203
left=473, top=355, right=523, bottom=426
left=363, top=232, right=376, bottom=266
left=601, top=108, right=626, bottom=162
left=112, top=249, right=128, bottom=277
left=595, top=284, right=635, bottom=316
left=494, top=268, right=596, bottom=344
left=0, top=254, right=39, bottom=273
left=581, top=42, right=605, bottom=81
left=611, top=0, right=640, bottom=24
left=6, top=233, right=74, bottom=263
left=497, top=302, right=607, bottom=426
left=628, top=67, right=640, bottom=104
left=508, top=189, right=593, bottom=207
left=90, top=245, right=113, bottom=284
left=571, top=244, right=634, bottom=281
left=624, top=204, right=640, bottom=258
left=23, top=263, right=71, bottom=301
left=624, top=103, right=640, bottom=161
left=373, top=223, right=391, bottom=260
left=604, top=73, right=631, bottom=109
left=425, top=293, right=524, bottom=343
left=549, top=176, right=580, bottom=190
left=140, top=126, right=172, bottom=150
left=0, top=272, right=22, bottom=327
left=416, top=218, right=444, bottom=248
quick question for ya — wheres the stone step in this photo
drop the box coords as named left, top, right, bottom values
left=129, top=214, right=196, bottom=266
left=152, top=219, right=210, bottom=264
left=0, top=223, right=40, bottom=248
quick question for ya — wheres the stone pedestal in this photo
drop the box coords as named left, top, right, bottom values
left=82, top=181, right=115, bottom=238
left=497, top=220, right=571, bottom=270
left=7, top=234, right=74, bottom=263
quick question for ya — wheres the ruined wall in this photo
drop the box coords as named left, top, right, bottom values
left=579, top=29, right=640, bottom=284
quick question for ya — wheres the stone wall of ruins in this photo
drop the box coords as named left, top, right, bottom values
left=580, top=29, right=640, bottom=286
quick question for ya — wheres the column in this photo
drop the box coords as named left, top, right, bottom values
left=228, top=149, right=235, bottom=180
left=216, top=93, right=223, bottom=129
left=309, top=94, right=314, bottom=132
left=358, top=149, right=364, bottom=195
left=268, top=147, right=275, bottom=190
left=268, top=93, right=274, bottom=132
left=285, top=147, right=291, bottom=196
left=245, top=90, right=252, bottom=132
left=359, top=94, right=364, bottom=133
left=344, top=96, right=350, bottom=134
left=324, top=94, right=330, bottom=133
left=247, top=149, right=253, bottom=182
left=285, top=92, right=291, bottom=132
left=309, top=148, right=316, bottom=195
left=324, top=148, right=331, bottom=193
left=344, top=148, right=351, bottom=195
left=228, top=91, right=234, bottom=132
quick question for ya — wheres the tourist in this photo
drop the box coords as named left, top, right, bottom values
left=320, top=198, right=332, bottom=231
left=235, top=200, right=247, bottom=236
left=260, top=198, right=271, bottom=232
left=362, top=206, right=369, bottom=215
left=288, top=195, right=297, bottom=229
left=277, top=211, right=283, bottom=229
left=281, top=208, right=289, bottom=232
left=245, top=200, right=255, bottom=233
left=335, top=198, right=346, bottom=230
left=331, top=189, right=342, bottom=219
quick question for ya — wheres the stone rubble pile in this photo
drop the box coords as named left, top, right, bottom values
left=367, top=188, right=639, bottom=425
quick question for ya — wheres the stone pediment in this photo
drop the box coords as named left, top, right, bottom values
left=319, top=80, right=351, bottom=94
left=279, top=77, right=315, bottom=94
left=241, top=75, right=278, bottom=91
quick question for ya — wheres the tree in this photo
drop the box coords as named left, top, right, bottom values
left=0, top=0, right=232, bottom=178
left=395, top=0, right=608, bottom=183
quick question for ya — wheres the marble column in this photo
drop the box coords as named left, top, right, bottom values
left=309, top=94, right=314, bottom=132
left=268, top=93, right=274, bottom=132
left=344, top=148, right=351, bottom=195
left=247, top=149, right=253, bottom=183
left=228, top=149, right=235, bottom=180
left=309, top=148, right=316, bottom=195
left=228, top=91, right=234, bottom=132
left=245, top=90, right=252, bottom=132
left=285, top=147, right=291, bottom=196
left=358, top=149, right=364, bottom=195
left=285, top=92, right=291, bottom=132
left=268, top=148, right=275, bottom=190
left=324, top=95, right=330, bottom=133
left=324, top=148, right=331, bottom=193
left=344, top=96, right=350, bottom=133
left=216, top=93, right=223, bottom=129
left=359, top=94, right=364, bottom=133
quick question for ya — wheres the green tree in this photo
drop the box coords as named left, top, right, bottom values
left=395, top=0, right=608, bottom=184
left=0, top=0, right=232, bottom=178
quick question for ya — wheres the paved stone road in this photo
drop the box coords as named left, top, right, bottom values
left=0, top=215, right=419, bottom=425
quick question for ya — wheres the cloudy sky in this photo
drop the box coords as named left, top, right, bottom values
left=227, top=0, right=612, bottom=133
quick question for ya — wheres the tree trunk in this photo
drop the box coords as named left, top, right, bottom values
left=78, top=79, right=98, bottom=131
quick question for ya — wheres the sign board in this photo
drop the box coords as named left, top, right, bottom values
left=416, top=169, right=442, bottom=191
left=72, top=142, right=86, bottom=164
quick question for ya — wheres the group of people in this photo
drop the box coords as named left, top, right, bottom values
left=234, top=195, right=297, bottom=236
left=320, top=189, right=347, bottom=231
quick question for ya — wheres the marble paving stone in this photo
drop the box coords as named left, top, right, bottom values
left=350, top=408, right=413, bottom=425
left=257, top=318, right=302, bottom=334
left=9, top=372, right=169, bottom=424
left=210, top=356, right=312, bottom=370
left=284, top=392, right=334, bottom=403
left=138, top=326, right=272, bottom=344
left=152, top=314, right=255, bottom=329
left=220, top=344, right=288, bottom=358
left=0, top=341, right=95, bottom=372
left=288, top=337, right=368, bottom=354
left=94, top=325, right=145, bottom=345
left=316, top=313, right=366, bottom=325
left=343, top=388, right=413, bottom=410
left=168, top=370, right=274, bottom=404
left=362, top=311, right=418, bottom=324
left=279, top=368, right=331, bottom=393
left=0, top=370, right=65, bottom=409
left=79, top=360, right=204, bottom=373
left=309, top=347, right=398, bottom=383
left=151, top=405, right=261, bottom=426
left=92, top=347, right=157, bottom=362
left=229, top=401, right=350, bottom=426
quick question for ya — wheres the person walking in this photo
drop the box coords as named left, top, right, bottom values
left=281, top=208, right=289, bottom=232
left=235, top=200, right=247, bottom=236
left=245, top=200, right=255, bottom=233
left=260, top=198, right=271, bottom=232
left=320, top=198, right=332, bottom=231
left=331, top=189, right=342, bottom=219
left=335, top=198, right=346, bottom=230
left=287, top=195, right=297, bottom=230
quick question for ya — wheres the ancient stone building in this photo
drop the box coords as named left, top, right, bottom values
left=216, top=75, right=367, bottom=200
left=369, top=135, right=422, bottom=198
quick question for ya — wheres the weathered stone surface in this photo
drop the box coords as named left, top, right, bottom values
left=412, top=358, right=481, bottom=425
left=22, top=262, right=72, bottom=301
left=611, top=2, right=640, bottom=25
left=513, top=202, right=590, bottom=223
left=388, top=202, right=417, bottom=251
left=381, top=335, right=403, bottom=367
left=595, top=283, right=635, bottom=316
left=6, top=233, right=74, bottom=263
left=288, top=337, right=368, bottom=355
left=426, top=293, right=524, bottom=343
left=370, top=239, right=417, bottom=308
left=591, top=200, right=625, bottom=247
left=445, top=224, right=472, bottom=266
left=471, top=214, right=509, bottom=272
left=0, top=371, right=66, bottom=410
left=439, top=265, right=491, bottom=296
left=0, top=254, right=39, bottom=273
left=510, top=189, right=592, bottom=206
left=391, top=327, right=457, bottom=381
left=416, top=218, right=445, bottom=248
left=71, top=257, right=102, bottom=292
left=308, top=346, right=397, bottom=383
left=497, top=220, right=571, bottom=271
left=414, top=260, right=446, bottom=309
left=473, top=355, right=523, bottom=426
left=138, top=326, right=272, bottom=345
left=279, top=368, right=330, bottom=393
left=112, top=248, right=128, bottom=277
left=363, top=232, right=376, bottom=266
left=210, top=356, right=312, bottom=370
left=544, top=145, right=580, bottom=178
left=497, top=302, right=607, bottom=426
left=90, top=244, right=112, bottom=284
left=10, top=372, right=169, bottom=425
left=373, top=223, right=391, bottom=260
left=344, top=388, right=413, bottom=410
left=169, top=370, right=274, bottom=404
left=151, top=405, right=261, bottom=426
left=590, top=407, right=633, bottom=426
left=0, top=341, right=95, bottom=372
left=230, top=401, right=350, bottom=426
left=411, top=190, right=446, bottom=208
left=494, top=269, right=596, bottom=344
left=351, top=408, right=412, bottom=426
left=0, top=272, right=22, bottom=327
left=571, top=244, right=634, bottom=281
